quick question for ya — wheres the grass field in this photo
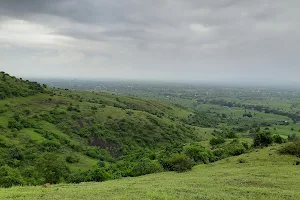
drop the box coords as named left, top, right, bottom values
left=2, top=145, right=299, bottom=200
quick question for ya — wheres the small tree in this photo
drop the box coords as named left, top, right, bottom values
left=210, top=137, right=226, bottom=146
left=0, top=166, right=24, bottom=188
left=253, top=131, right=273, bottom=147
left=160, top=154, right=194, bottom=172
left=38, top=153, right=69, bottom=184
left=273, top=134, right=286, bottom=144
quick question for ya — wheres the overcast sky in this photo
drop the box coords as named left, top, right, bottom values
left=0, top=0, right=299, bottom=84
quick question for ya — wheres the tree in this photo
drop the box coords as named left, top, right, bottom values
left=0, top=166, right=24, bottom=188
left=38, top=153, right=69, bottom=184
left=160, top=154, right=194, bottom=172
left=253, top=131, right=273, bottom=147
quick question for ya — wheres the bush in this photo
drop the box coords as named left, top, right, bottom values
left=273, top=134, right=286, bottom=144
left=160, top=154, right=194, bottom=172
left=210, top=137, right=226, bottom=146
left=130, top=159, right=163, bottom=176
left=38, top=153, right=69, bottom=184
left=38, top=140, right=61, bottom=152
left=0, top=166, right=24, bottom=188
left=224, top=140, right=246, bottom=156
left=8, top=120, right=23, bottom=130
left=183, top=145, right=214, bottom=164
left=253, top=131, right=273, bottom=147
left=288, top=134, right=298, bottom=141
left=66, top=154, right=80, bottom=163
left=92, top=168, right=112, bottom=182
left=225, top=132, right=238, bottom=139
left=279, top=141, right=300, bottom=157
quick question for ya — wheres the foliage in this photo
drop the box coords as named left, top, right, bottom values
left=253, top=132, right=273, bottom=147
left=160, top=154, right=194, bottom=172
left=0, top=72, right=45, bottom=99
left=210, top=137, right=226, bottom=146
left=38, top=153, right=69, bottom=184
left=273, top=134, right=286, bottom=144
left=279, top=141, right=300, bottom=157
left=184, top=145, right=215, bottom=164
left=0, top=166, right=24, bottom=188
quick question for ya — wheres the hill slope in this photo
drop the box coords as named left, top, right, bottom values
left=0, top=72, right=45, bottom=99
left=0, top=73, right=215, bottom=186
left=1, top=146, right=299, bottom=200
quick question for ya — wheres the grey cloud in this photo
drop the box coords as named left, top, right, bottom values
left=0, top=0, right=300, bottom=84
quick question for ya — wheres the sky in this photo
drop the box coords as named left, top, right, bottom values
left=0, top=0, right=300, bottom=84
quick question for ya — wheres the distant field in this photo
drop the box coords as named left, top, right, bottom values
left=2, top=145, right=299, bottom=200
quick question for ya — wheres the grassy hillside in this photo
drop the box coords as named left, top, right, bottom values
left=1, top=72, right=298, bottom=196
left=1, top=145, right=299, bottom=200
left=0, top=72, right=45, bottom=99
left=0, top=73, right=219, bottom=187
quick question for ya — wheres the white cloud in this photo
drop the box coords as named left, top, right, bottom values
left=189, top=23, right=211, bottom=33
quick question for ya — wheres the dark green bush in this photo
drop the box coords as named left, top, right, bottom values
left=160, top=154, right=194, bottom=172
left=8, top=120, right=23, bottom=130
left=38, top=140, right=61, bottom=152
left=38, top=153, right=69, bottom=184
left=210, top=137, right=226, bottom=146
left=288, top=134, right=298, bottom=141
left=224, top=139, right=246, bottom=156
left=0, top=166, right=24, bottom=188
left=92, top=168, right=112, bottom=182
left=279, top=141, right=300, bottom=157
left=66, top=154, right=80, bottom=163
left=130, top=159, right=163, bottom=176
left=273, top=134, right=286, bottom=144
left=183, top=145, right=214, bottom=164
left=253, top=131, right=273, bottom=147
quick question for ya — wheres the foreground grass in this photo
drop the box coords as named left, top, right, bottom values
left=1, top=146, right=300, bottom=200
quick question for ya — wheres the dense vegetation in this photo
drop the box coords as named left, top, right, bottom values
left=1, top=73, right=300, bottom=192
left=0, top=73, right=220, bottom=187
left=1, top=146, right=300, bottom=200
left=0, top=72, right=45, bottom=99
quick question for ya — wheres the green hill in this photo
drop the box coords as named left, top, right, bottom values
left=2, top=72, right=298, bottom=200
left=0, top=73, right=216, bottom=187
left=0, top=72, right=45, bottom=99
left=1, top=145, right=299, bottom=200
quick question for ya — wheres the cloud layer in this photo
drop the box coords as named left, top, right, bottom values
left=0, top=0, right=299, bottom=84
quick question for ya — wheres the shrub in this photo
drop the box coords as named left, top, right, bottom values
left=279, top=141, right=300, bottom=157
left=38, top=153, right=69, bottom=184
left=92, top=168, right=112, bottom=182
left=224, top=140, right=246, bottom=156
left=273, top=134, right=286, bottom=144
left=130, top=159, right=163, bottom=176
left=8, top=120, right=23, bottom=130
left=253, top=131, right=273, bottom=147
left=67, top=170, right=92, bottom=183
left=242, top=142, right=249, bottom=150
left=0, top=166, right=24, bottom=188
left=210, top=137, right=226, bottom=146
left=184, top=145, right=214, bottom=164
left=225, top=132, right=238, bottom=139
left=38, top=140, right=61, bottom=152
left=160, top=154, right=194, bottom=172
left=66, top=154, right=80, bottom=163
left=288, top=134, right=298, bottom=141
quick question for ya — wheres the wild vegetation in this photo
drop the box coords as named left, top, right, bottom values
left=0, top=73, right=223, bottom=187
left=1, top=73, right=300, bottom=200
left=1, top=146, right=300, bottom=200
